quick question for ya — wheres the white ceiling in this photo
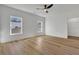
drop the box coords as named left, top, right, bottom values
left=4, top=4, right=47, bottom=17
left=4, top=4, right=79, bottom=17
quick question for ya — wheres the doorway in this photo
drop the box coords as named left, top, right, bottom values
left=67, top=18, right=79, bottom=39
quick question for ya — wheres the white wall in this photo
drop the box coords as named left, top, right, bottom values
left=0, top=13, right=1, bottom=42
left=46, top=4, right=67, bottom=38
left=0, top=5, right=45, bottom=43
left=46, top=4, right=79, bottom=38
left=0, top=5, right=2, bottom=43
left=65, top=5, right=79, bottom=37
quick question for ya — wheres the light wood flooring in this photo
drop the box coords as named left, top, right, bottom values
left=0, top=35, right=79, bottom=55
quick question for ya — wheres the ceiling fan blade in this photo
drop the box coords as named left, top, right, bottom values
left=47, top=4, right=53, bottom=9
left=44, top=5, right=47, bottom=9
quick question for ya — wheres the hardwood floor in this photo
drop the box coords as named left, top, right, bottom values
left=68, top=36, right=79, bottom=40
left=0, top=35, right=79, bottom=55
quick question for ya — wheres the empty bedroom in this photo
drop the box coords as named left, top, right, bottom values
left=0, top=4, right=79, bottom=55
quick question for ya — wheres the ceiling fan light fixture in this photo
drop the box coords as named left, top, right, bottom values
left=44, top=9, right=48, bottom=13
left=44, top=9, right=47, bottom=12
left=36, top=4, right=53, bottom=13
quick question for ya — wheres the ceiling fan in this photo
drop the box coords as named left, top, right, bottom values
left=36, top=4, right=53, bottom=13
